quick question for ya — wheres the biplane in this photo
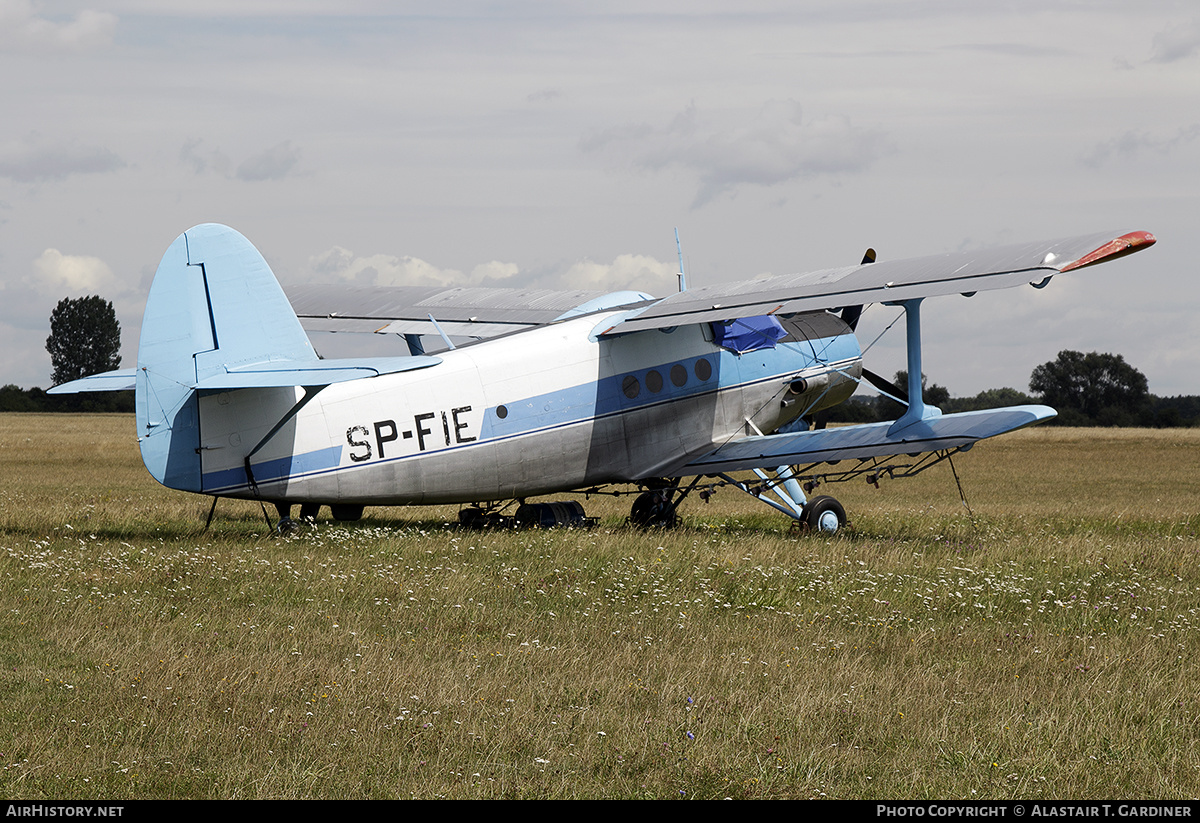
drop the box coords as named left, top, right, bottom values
left=49, top=223, right=1155, bottom=533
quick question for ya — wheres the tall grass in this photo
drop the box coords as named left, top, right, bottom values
left=1, top=413, right=1198, bottom=798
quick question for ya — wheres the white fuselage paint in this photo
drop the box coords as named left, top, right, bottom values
left=194, top=312, right=861, bottom=506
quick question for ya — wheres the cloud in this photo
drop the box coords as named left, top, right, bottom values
left=28, top=248, right=120, bottom=295
left=469, top=260, right=521, bottom=285
left=582, top=100, right=891, bottom=207
left=309, top=246, right=469, bottom=287
left=0, top=1, right=117, bottom=50
left=0, top=133, right=124, bottom=182
left=180, top=138, right=302, bottom=182
left=236, top=141, right=302, bottom=182
left=179, top=138, right=232, bottom=176
left=1149, top=17, right=1200, bottom=63
left=553, top=255, right=677, bottom=294
left=308, top=246, right=676, bottom=294
left=1082, top=125, right=1200, bottom=167
left=526, top=88, right=564, bottom=104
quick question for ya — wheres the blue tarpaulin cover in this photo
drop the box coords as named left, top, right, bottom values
left=711, top=316, right=787, bottom=353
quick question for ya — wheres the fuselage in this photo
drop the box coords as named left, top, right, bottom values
left=191, top=310, right=862, bottom=506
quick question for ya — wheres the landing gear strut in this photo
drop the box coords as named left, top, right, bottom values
left=274, top=502, right=300, bottom=535
left=710, top=467, right=848, bottom=535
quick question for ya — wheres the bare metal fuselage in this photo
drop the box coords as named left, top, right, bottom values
left=194, top=312, right=861, bottom=506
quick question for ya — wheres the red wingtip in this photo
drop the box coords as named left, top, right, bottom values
left=1059, top=231, right=1157, bottom=272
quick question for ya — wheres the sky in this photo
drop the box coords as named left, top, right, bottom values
left=1, top=0, right=1197, bottom=398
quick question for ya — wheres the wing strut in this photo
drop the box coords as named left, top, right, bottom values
left=887, top=297, right=941, bottom=436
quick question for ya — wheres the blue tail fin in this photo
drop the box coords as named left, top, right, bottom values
left=137, top=224, right=317, bottom=491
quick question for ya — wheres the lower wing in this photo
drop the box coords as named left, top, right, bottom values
left=669, top=405, right=1054, bottom=475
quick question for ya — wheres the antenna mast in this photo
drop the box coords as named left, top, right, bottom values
left=674, top=227, right=688, bottom=293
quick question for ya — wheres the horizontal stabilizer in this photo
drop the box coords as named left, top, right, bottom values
left=671, top=405, right=1056, bottom=476
left=191, top=355, right=441, bottom=390
left=47, top=358, right=440, bottom=394
left=47, top=368, right=137, bottom=394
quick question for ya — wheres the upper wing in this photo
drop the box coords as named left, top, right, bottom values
left=600, top=230, right=1155, bottom=335
left=285, top=230, right=1153, bottom=341
left=287, top=283, right=656, bottom=341
left=668, top=406, right=1055, bottom=477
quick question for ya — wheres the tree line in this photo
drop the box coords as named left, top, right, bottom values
left=3, top=297, right=1197, bottom=427
left=829, top=350, right=1199, bottom=428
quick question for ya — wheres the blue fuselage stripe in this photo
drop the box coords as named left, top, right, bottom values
left=203, top=445, right=343, bottom=494
left=200, top=334, right=857, bottom=493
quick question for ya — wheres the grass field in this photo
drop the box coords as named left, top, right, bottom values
left=1, top=412, right=1198, bottom=799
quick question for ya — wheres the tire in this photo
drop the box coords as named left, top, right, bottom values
left=629, top=491, right=677, bottom=529
left=329, top=504, right=365, bottom=522
left=802, top=495, right=846, bottom=533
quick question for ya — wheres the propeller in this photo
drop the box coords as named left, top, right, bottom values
left=862, top=368, right=908, bottom=405
left=843, top=249, right=915, bottom=409
left=815, top=248, right=881, bottom=430
left=838, top=248, right=875, bottom=331
left=811, top=367, right=906, bottom=430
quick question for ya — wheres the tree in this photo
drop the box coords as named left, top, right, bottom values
left=1029, top=350, right=1150, bottom=426
left=876, top=370, right=950, bottom=420
left=45, top=295, right=122, bottom=386
left=0, top=384, right=40, bottom=412
left=944, top=386, right=1035, bottom=414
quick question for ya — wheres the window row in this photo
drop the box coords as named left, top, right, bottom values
left=621, top=357, right=712, bottom=400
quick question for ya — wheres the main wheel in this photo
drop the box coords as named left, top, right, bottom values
left=329, top=504, right=365, bottom=522
left=802, top=495, right=846, bottom=533
left=629, top=491, right=677, bottom=529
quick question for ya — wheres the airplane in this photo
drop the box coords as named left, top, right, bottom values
left=48, top=223, right=1156, bottom=534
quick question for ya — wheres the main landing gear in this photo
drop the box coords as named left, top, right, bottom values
left=627, top=477, right=702, bottom=529
left=272, top=502, right=366, bottom=534
left=628, top=489, right=680, bottom=529
left=627, top=472, right=848, bottom=534
left=262, top=477, right=849, bottom=536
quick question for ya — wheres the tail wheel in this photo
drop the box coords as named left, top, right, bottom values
left=802, top=495, right=846, bottom=533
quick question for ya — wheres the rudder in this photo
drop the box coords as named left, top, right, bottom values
left=137, top=224, right=316, bottom=491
